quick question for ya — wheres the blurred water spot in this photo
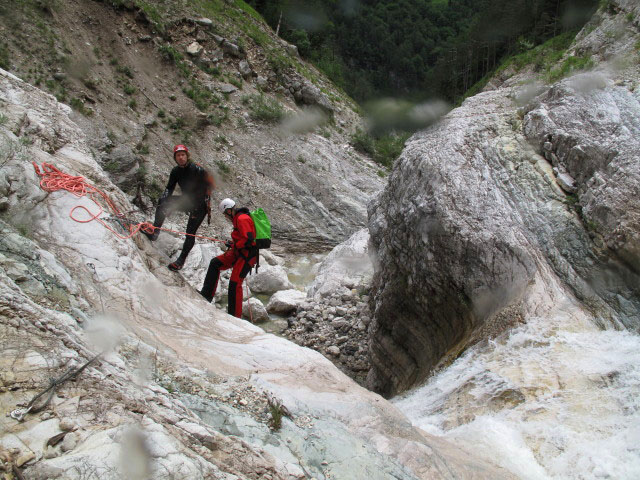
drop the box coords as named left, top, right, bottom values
left=119, top=425, right=151, bottom=480
left=514, top=81, right=546, bottom=107
left=364, top=98, right=450, bottom=135
left=339, top=0, right=359, bottom=16
left=83, top=314, right=126, bottom=353
left=133, top=349, right=154, bottom=387
left=567, top=72, right=608, bottom=94
left=284, top=3, right=327, bottom=32
left=280, top=107, right=328, bottom=135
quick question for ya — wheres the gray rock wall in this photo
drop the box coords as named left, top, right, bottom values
left=524, top=76, right=640, bottom=321
left=368, top=91, right=540, bottom=396
left=367, top=72, right=640, bottom=396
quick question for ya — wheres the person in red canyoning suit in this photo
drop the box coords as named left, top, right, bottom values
left=200, top=198, right=258, bottom=318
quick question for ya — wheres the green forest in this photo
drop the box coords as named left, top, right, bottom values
left=247, top=0, right=599, bottom=103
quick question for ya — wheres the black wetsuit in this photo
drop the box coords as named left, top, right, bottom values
left=151, top=162, right=214, bottom=264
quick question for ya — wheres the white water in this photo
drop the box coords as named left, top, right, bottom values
left=394, top=310, right=640, bottom=479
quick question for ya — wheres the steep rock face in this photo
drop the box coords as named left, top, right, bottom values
left=0, top=70, right=514, bottom=479
left=524, top=75, right=640, bottom=317
left=367, top=71, right=640, bottom=396
left=368, top=90, right=542, bottom=396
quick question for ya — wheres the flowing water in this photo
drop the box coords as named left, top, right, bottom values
left=394, top=308, right=640, bottom=479
left=284, top=252, right=327, bottom=289
left=255, top=253, right=326, bottom=335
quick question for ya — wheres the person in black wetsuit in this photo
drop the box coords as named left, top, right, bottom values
left=143, top=144, right=215, bottom=271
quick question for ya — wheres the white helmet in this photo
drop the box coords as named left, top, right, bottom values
left=219, top=198, right=235, bottom=214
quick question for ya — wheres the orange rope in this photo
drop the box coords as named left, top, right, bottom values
left=245, top=282, right=254, bottom=323
left=32, top=162, right=225, bottom=243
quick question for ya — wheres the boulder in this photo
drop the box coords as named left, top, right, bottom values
left=238, top=60, right=253, bottom=79
left=242, top=297, right=269, bottom=322
left=308, top=229, right=372, bottom=299
left=256, top=75, right=268, bottom=89
left=267, top=289, right=307, bottom=315
left=282, top=41, right=299, bottom=57
left=221, top=40, right=243, bottom=58
left=327, top=346, right=340, bottom=356
left=246, top=264, right=293, bottom=294
left=195, top=17, right=213, bottom=27
left=300, top=83, right=334, bottom=113
left=556, top=171, right=577, bottom=194
left=196, top=29, right=208, bottom=42
left=367, top=74, right=640, bottom=397
left=186, top=42, right=203, bottom=57
left=260, top=249, right=284, bottom=266
left=217, top=83, right=238, bottom=94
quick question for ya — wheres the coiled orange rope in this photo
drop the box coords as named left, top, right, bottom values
left=32, top=162, right=224, bottom=243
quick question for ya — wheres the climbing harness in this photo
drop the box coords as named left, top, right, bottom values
left=32, top=162, right=225, bottom=244
left=10, top=353, right=101, bottom=422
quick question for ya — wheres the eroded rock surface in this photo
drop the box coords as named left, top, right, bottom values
left=367, top=67, right=640, bottom=396
left=523, top=74, right=640, bottom=314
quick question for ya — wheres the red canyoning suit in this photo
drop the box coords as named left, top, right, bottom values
left=200, top=208, right=257, bottom=317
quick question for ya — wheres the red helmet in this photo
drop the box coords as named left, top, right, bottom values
left=173, top=144, right=189, bottom=158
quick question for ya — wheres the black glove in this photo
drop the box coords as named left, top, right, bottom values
left=158, top=190, right=170, bottom=206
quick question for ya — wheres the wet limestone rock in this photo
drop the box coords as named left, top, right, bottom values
left=367, top=73, right=640, bottom=396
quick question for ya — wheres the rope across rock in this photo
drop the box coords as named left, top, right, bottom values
left=32, top=162, right=225, bottom=243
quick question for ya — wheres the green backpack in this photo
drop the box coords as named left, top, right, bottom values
left=250, top=208, right=271, bottom=249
